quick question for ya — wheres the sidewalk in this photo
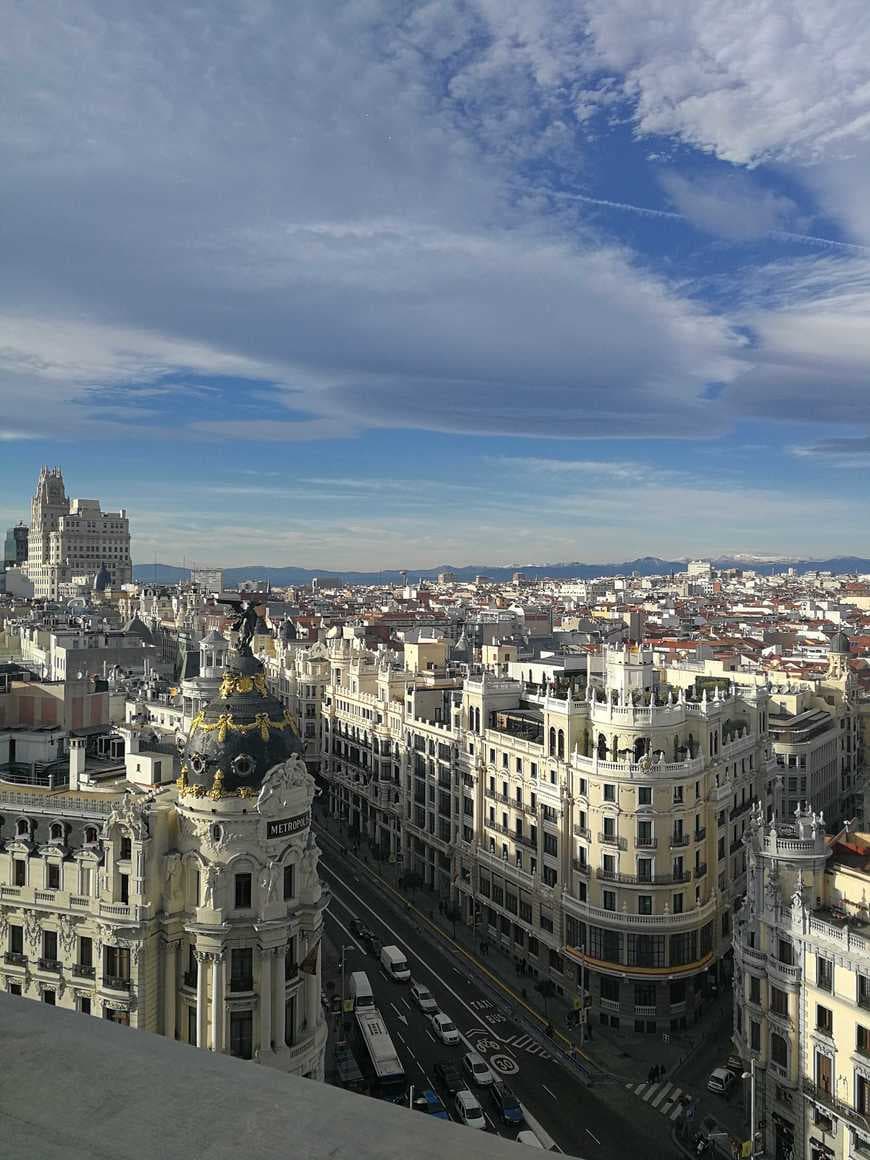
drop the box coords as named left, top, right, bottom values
left=315, top=810, right=735, bottom=1085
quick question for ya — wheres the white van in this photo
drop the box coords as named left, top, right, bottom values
left=349, top=970, right=374, bottom=1011
left=379, top=944, right=411, bottom=982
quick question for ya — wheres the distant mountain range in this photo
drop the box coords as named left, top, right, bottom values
left=131, top=555, right=870, bottom=587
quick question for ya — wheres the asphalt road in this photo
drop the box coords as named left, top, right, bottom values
left=316, top=824, right=679, bottom=1159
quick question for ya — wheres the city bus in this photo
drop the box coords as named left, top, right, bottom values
left=353, top=1007, right=406, bottom=1102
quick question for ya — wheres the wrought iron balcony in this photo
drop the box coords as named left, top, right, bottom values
left=598, top=832, right=627, bottom=850
left=635, top=836, right=658, bottom=848
left=4, top=951, right=27, bottom=966
left=38, top=957, right=61, bottom=972
left=72, top=963, right=95, bottom=978
left=103, top=974, right=132, bottom=992
left=670, top=834, right=689, bottom=848
left=694, top=864, right=708, bottom=879
left=597, top=868, right=691, bottom=886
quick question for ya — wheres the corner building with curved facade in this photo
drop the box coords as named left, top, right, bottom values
left=0, top=646, right=327, bottom=1079
left=458, top=645, right=777, bottom=1029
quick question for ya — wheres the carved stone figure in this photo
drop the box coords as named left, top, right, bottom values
left=202, top=863, right=221, bottom=908
left=23, top=910, right=42, bottom=949
left=58, top=914, right=76, bottom=954
left=261, top=859, right=281, bottom=902
left=256, top=754, right=313, bottom=814
left=300, top=831, right=321, bottom=899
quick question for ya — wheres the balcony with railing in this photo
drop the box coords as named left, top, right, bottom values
left=4, top=951, right=27, bottom=966
left=670, top=833, right=689, bottom=848
left=598, top=832, right=627, bottom=851
left=72, top=963, right=95, bottom=978
left=597, top=868, right=690, bottom=886
left=635, top=836, right=658, bottom=849
left=803, top=1079, right=870, bottom=1135
left=572, top=859, right=589, bottom=875
left=38, top=957, right=61, bottom=972
left=103, top=975, right=133, bottom=992
left=694, top=864, right=708, bottom=880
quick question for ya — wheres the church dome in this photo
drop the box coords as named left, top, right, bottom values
left=93, top=562, right=112, bottom=592
left=180, top=651, right=303, bottom=798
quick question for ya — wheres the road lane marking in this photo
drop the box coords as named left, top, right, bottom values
left=585, top=1128, right=601, bottom=1144
left=328, top=910, right=365, bottom=952
left=650, top=1082, right=672, bottom=1108
left=390, top=1002, right=408, bottom=1025
left=402, top=997, right=411, bottom=1009
left=541, top=1083, right=556, bottom=1099
left=425, top=1030, right=435, bottom=1042
left=669, top=1103, right=683, bottom=1121
left=317, top=841, right=593, bottom=1071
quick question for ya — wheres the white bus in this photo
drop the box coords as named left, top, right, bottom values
left=353, top=1007, right=406, bottom=1102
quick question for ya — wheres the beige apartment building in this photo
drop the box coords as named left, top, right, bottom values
left=309, top=637, right=776, bottom=1033
left=26, top=467, right=132, bottom=600
left=733, top=810, right=870, bottom=1160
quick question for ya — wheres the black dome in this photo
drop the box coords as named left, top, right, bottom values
left=180, top=652, right=302, bottom=798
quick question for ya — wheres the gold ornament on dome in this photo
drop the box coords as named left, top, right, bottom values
left=208, top=769, right=226, bottom=800
left=188, top=708, right=299, bottom=741
left=219, top=672, right=269, bottom=699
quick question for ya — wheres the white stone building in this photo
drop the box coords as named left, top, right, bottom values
left=25, top=467, right=132, bottom=600
left=0, top=646, right=327, bottom=1079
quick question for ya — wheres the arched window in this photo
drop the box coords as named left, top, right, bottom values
left=770, top=1032, right=788, bottom=1069
left=549, top=727, right=556, bottom=756
left=84, top=826, right=98, bottom=845
left=16, top=818, right=30, bottom=838
left=557, top=730, right=565, bottom=759
left=50, top=822, right=64, bottom=843
left=597, top=733, right=608, bottom=760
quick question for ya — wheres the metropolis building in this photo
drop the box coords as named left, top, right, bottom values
left=0, top=642, right=327, bottom=1078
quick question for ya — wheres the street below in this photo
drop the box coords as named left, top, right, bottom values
left=317, top=822, right=679, bottom=1158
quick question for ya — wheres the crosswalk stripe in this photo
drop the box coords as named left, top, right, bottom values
left=626, top=1083, right=634, bottom=1091
left=650, top=1082, right=672, bottom=1108
left=634, top=1083, right=647, bottom=1095
left=641, top=1084, right=656, bottom=1102
left=669, top=1103, right=683, bottom=1121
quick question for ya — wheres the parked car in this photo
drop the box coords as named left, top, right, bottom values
left=491, top=1081, right=525, bottom=1125
left=454, top=1089, right=487, bottom=1130
left=707, top=1067, right=735, bottom=1095
left=429, top=1012, right=461, bottom=1045
left=516, top=1129, right=545, bottom=1148
left=463, top=1050, right=495, bottom=1087
left=410, top=980, right=439, bottom=1014
left=413, top=1089, right=450, bottom=1120
left=723, top=1056, right=744, bottom=1078
left=433, top=1061, right=464, bottom=1095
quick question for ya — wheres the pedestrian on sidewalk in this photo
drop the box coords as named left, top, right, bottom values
left=648, top=1066, right=655, bottom=1084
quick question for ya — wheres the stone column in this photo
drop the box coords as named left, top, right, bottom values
left=163, top=940, right=177, bottom=1040
left=272, top=945, right=286, bottom=1048
left=195, top=950, right=209, bottom=1050
left=211, top=954, right=224, bottom=1053
left=259, top=947, right=272, bottom=1054
left=306, top=942, right=320, bottom=1032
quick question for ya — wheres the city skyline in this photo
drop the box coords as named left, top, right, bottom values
left=3, top=3, right=870, bottom=566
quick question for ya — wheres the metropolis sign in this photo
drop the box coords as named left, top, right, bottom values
left=266, top=811, right=311, bottom=840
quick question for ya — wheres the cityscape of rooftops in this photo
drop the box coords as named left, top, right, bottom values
left=2, top=4, right=870, bottom=1159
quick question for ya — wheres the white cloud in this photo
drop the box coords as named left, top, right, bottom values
left=582, top=0, right=870, bottom=166
left=659, top=171, right=799, bottom=240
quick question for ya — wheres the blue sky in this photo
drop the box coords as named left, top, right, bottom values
left=3, top=1, right=870, bottom=570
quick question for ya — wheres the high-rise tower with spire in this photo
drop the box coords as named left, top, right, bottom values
left=25, top=466, right=132, bottom=599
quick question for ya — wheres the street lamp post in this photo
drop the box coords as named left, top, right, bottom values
left=339, top=944, right=354, bottom=1040
left=742, top=1058, right=759, bottom=1157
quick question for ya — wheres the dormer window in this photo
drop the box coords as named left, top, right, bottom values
left=16, top=818, right=30, bottom=839
left=84, top=826, right=98, bottom=846
left=49, top=823, right=64, bottom=844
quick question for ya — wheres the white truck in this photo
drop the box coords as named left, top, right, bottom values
left=349, top=970, right=375, bottom=1011
left=379, top=944, right=411, bottom=982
